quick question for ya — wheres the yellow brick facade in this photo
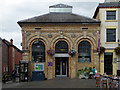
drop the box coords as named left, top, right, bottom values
left=21, top=24, right=100, bottom=79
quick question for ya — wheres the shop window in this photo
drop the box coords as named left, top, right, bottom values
left=106, top=11, right=116, bottom=20
left=78, top=41, right=91, bottom=63
left=55, top=40, right=68, bottom=53
left=32, top=41, right=45, bottom=62
left=106, top=28, right=116, bottom=42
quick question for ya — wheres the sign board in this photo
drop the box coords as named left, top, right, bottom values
left=34, top=64, right=44, bottom=71
left=114, top=58, right=117, bottom=63
left=101, top=60, right=104, bottom=63
left=48, top=62, right=53, bottom=66
left=53, top=54, right=71, bottom=57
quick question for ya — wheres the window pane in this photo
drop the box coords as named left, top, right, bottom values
left=106, top=29, right=116, bottom=42
left=32, top=41, right=45, bottom=62
left=106, top=11, right=116, bottom=20
left=78, top=41, right=91, bottom=63
left=55, top=41, right=68, bottom=53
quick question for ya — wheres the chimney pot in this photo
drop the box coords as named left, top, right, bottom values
left=10, top=39, right=13, bottom=44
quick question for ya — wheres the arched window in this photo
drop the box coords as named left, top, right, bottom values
left=32, top=41, right=45, bottom=62
left=55, top=41, right=68, bottom=53
left=78, top=41, right=91, bottom=63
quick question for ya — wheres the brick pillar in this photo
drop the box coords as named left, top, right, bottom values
left=47, top=56, right=53, bottom=80
left=94, top=52, right=100, bottom=72
left=22, top=50, right=29, bottom=60
left=70, top=56, right=76, bottom=78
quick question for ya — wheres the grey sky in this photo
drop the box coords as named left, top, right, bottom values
left=0, top=0, right=104, bottom=50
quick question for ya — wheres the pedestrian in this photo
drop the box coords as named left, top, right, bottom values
left=12, top=70, right=16, bottom=82
left=3, top=72, right=6, bottom=83
left=92, top=66, right=97, bottom=78
left=92, top=67, right=97, bottom=75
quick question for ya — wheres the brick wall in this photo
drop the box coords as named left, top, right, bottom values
left=2, top=39, right=22, bottom=75
left=2, top=40, right=9, bottom=75
left=9, top=39, right=22, bottom=75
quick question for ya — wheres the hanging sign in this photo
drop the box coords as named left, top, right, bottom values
left=34, top=64, right=44, bottom=71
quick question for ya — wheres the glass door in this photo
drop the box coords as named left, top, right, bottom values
left=56, top=59, right=60, bottom=75
left=104, top=53, right=113, bottom=75
left=55, top=58, right=67, bottom=76
left=62, top=59, right=66, bottom=75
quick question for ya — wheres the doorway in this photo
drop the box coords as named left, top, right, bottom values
left=104, top=53, right=113, bottom=75
left=55, top=57, right=69, bottom=77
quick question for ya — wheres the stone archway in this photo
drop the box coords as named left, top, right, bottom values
left=51, top=36, right=72, bottom=78
left=28, top=37, right=49, bottom=79
left=75, top=37, right=99, bottom=73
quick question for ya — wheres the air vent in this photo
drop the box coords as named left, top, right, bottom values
left=35, top=28, right=41, bottom=30
left=82, top=28, right=88, bottom=29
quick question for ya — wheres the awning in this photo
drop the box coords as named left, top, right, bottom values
left=20, top=60, right=29, bottom=63
left=53, top=54, right=71, bottom=57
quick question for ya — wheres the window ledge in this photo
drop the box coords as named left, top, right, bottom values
left=105, top=20, right=118, bottom=22
left=105, top=42, right=118, bottom=44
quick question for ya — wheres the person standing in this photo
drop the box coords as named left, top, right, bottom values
left=3, top=72, right=6, bottom=83
left=92, top=67, right=97, bottom=75
left=12, top=70, right=16, bottom=82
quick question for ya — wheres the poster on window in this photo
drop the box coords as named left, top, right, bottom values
left=34, top=64, right=44, bottom=71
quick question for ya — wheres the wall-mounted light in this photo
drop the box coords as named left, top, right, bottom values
left=60, top=31, right=63, bottom=35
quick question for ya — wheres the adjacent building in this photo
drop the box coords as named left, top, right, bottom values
left=93, top=0, right=120, bottom=75
left=18, top=4, right=100, bottom=80
left=1, top=38, right=22, bottom=75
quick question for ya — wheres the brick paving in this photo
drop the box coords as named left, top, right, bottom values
left=2, top=78, right=97, bottom=88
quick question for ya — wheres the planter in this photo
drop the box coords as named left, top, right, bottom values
left=68, top=49, right=77, bottom=56
left=47, top=48, right=55, bottom=56
left=115, top=47, right=120, bottom=54
left=97, top=47, right=105, bottom=54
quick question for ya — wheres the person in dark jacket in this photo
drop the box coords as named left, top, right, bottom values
left=12, top=70, right=16, bottom=82
left=3, top=72, right=6, bottom=83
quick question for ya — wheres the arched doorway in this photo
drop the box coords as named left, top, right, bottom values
left=54, top=40, right=69, bottom=77
left=78, top=41, right=91, bottom=63
left=32, top=41, right=45, bottom=63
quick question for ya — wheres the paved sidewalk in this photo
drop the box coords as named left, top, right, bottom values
left=2, top=78, right=97, bottom=88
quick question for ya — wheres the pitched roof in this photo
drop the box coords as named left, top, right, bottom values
left=99, top=2, right=120, bottom=7
left=18, top=13, right=100, bottom=24
left=49, top=3, right=72, bottom=8
left=93, top=2, right=120, bottom=19
left=2, top=39, right=22, bottom=53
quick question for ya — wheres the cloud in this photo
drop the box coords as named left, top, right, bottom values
left=0, top=31, right=22, bottom=49
left=1, top=0, right=104, bottom=50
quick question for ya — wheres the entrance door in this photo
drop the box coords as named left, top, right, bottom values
left=55, top=57, right=68, bottom=77
left=104, top=53, right=113, bottom=75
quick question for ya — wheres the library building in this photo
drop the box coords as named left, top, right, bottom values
left=17, top=4, right=100, bottom=81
